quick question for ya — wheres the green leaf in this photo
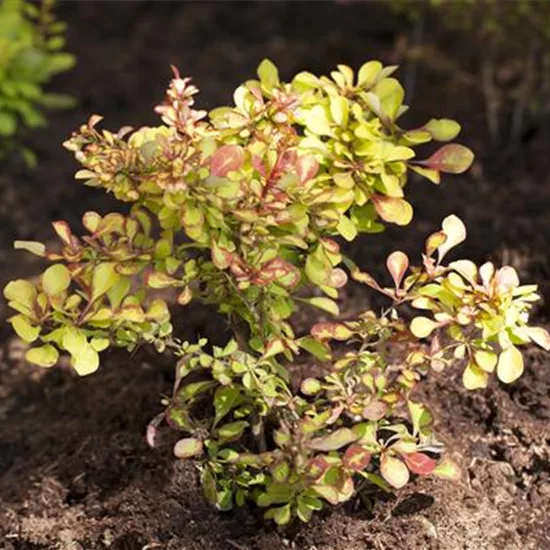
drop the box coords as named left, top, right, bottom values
left=330, top=96, right=349, bottom=127
left=214, top=386, right=240, bottom=427
left=357, top=60, right=382, bottom=88
left=462, top=362, right=488, bottom=390
left=303, top=105, right=332, bottom=136
left=26, top=344, right=59, bottom=368
left=70, top=343, right=100, bottom=376
left=372, top=78, right=405, bottom=121
left=91, top=263, right=119, bottom=301
left=10, top=314, right=40, bottom=343
left=265, top=504, right=291, bottom=526
left=432, top=457, right=461, bottom=481
left=300, top=377, right=322, bottom=396
left=257, top=58, right=280, bottom=92
left=218, top=421, right=248, bottom=442
left=42, top=264, right=71, bottom=296
left=308, top=428, right=358, bottom=451
left=372, top=195, right=413, bottom=226
left=297, top=336, right=331, bottom=361
left=410, top=317, right=438, bottom=338
left=311, top=322, right=354, bottom=341
left=90, top=337, right=110, bottom=352
left=304, top=297, right=340, bottom=316
left=496, top=346, right=524, bottom=384
left=424, top=119, right=461, bottom=142
left=336, top=215, right=357, bottom=242
left=474, top=350, right=497, bottom=373
left=4, top=279, right=37, bottom=309
left=14, top=240, right=46, bottom=257
left=62, top=327, right=88, bottom=357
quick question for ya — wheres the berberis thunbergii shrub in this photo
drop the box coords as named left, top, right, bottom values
left=4, top=60, right=549, bottom=525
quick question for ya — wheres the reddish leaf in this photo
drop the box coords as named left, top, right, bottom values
left=328, top=268, right=348, bottom=288
left=146, top=413, right=165, bottom=448
left=296, top=154, right=319, bottom=184
left=495, top=266, right=519, bottom=293
left=305, top=456, right=330, bottom=480
left=403, top=452, right=437, bottom=476
left=52, top=220, right=74, bottom=247
left=254, top=258, right=301, bottom=288
left=210, top=145, right=245, bottom=177
left=386, top=251, right=409, bottom=289
left=362, top=399, right=388, bottom=421
left=417, top=144, right=474, bottom=174
left=211, top=240, right=234, bottom=270
left=343, top=445, right=371, bottom=472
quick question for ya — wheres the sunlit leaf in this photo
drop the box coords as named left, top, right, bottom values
left=403, top=453, right=436, bottom=475
left=423, top=119, right=461, bottom=142
left=438, top=215, right=467, bottom=262
left=210, top=145, right=245, bottom=177
left=308, top=428, right=358, bottom=451
left=42, top=264, right=71, bottom=296
left=26, top=344, right=59, bottom=368
left=380, top=455, right=409, bottom=489
left=14, top=240, right=46, bottom=257
left=311, top=322, right=354, bottom=341
left=496, top=346, right=524, bottom=384
left=372, top=195, right=413, bottom=226
left=386, top=251, right=409, bottom=289
left=525, top=327, right=550, bottom=351
left=417, top=144, right=474, bottom=174
left=343, top=445, right=371, bottom=472
left=410, top=317, right=438, bottom=338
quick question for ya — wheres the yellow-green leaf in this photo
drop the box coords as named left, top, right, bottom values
left=91, top=263, right=119, bottom=301
left=4, top=279, right=37, bottom=309
left=71, top=343, right=100, bottom=376
left=497, top=346, right=524, bottom=384
left=26, top=345, right=59, bottom=368
left=42, top=264, right=71, bottom=296
left=462, top=362, right=488, bottom=390
left=14, top=240, right=46, bottom=257
left=410, top=317, right=438, bottom=338
left=10, top=314, right=40, bottom=343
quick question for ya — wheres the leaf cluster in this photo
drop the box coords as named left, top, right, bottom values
left=4, top=59, right=548, bottom=525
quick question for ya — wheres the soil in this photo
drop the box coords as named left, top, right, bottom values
left=1, top=2, right=550, bottom=550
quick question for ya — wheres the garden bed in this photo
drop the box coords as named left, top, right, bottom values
left=1, top=3, right=549, bottom=549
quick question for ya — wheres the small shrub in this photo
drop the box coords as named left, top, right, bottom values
left=0, top=0, right=75, bottom=166
left=4, top=60, right=549, bottom=525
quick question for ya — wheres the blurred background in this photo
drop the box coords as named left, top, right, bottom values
left=1, top=2, right=549, bottom=550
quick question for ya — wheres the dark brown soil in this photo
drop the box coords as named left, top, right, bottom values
left=1, top=3, right=550, bottom=549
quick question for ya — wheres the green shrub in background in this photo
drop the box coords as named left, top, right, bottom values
left=0, top=0, right=75, bottom=166
left=4, top=60, right=549, bottom=525
left=390, top=0, right=550, bottom=144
